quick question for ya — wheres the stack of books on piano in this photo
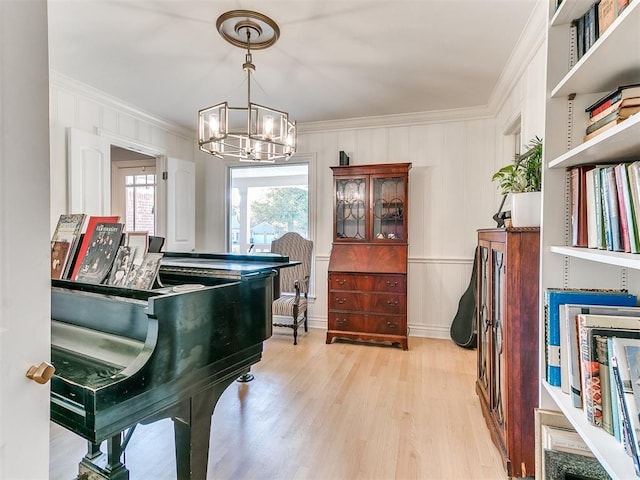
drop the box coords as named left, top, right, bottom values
left=584, top=84, right=640, bottom=142
left=543, top=288, right=640, bottom=476
left=50, top=213, right=163, bottom=289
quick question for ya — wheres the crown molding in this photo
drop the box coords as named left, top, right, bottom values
left=487, top=1, right=546, bottom=114
left=49, top=70, right=194, bottom=140
left=298, top=105, right=493, bottom=134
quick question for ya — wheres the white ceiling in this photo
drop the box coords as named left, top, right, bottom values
left=47, top=0, right=538, bottom=132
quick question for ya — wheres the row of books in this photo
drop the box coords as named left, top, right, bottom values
left=583, top=84, right=640, bottom=141
left=569, top=162, right=640, bottom=253
left=544, top=288, right=640, bottom=475
left=572, top=0, right=631, bottom=62
left=50, top=213, right=162, bottom=290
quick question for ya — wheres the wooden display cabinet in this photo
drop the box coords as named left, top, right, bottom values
left=326, top=163, right=411, bottom=350
left=476, top=227, right=539, bottom=478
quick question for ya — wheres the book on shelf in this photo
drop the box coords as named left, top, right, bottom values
left=587, top=2, right=599, bottom=52
left=51, top=213, right=86, bottom=279
left=598, top=0, right=616, bottom=36
left=586, top=84, right=640, bottom=117
left=626, top=342, right=640, bottom=443
left=562, top=304, right=640, bottom=409
left=545, top=289, right=637, bottom=387
left=70, top=215, right=120, bottom=281
left=614, top=163, right=635, bottom=253
left=612, top=339, right=640, bottom=475
left=573, top=17, right=585, bottom=61
left=607, top=337, right=623, bottom=441
left=602, top=166, right=623, bottom=252
left=591, top=166, right=608, bottom=249
left=541, top=424, right=594, bottom=457
left=619, top=104, right=640, bottom=121
left=74, top=222, right=124, bottom=284
left=596, top=335, right=613, bottom=432
left=617, top=0, right=630, bottom=16
left=585, top=167, right=599, bottom=248
left=570, top=165, right=594, bottom=247
left=50, top=240, right=71, bottom=279
left=629, top=162, right=640, bottom=248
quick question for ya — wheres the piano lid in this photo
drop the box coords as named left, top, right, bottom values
left=159, top=252, right=300, bottom=280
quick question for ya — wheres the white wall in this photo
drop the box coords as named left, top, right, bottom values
left=48, top=2, right=547, bottom=340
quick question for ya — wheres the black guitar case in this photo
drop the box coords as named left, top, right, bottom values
left=450, top=247, right=478, bottom=349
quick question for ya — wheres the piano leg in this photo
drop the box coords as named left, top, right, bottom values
left=172, top=375, right=238, bottom=480
left=77, top=436, right=129, bottom=480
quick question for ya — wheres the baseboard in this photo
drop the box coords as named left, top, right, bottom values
left=305, top=316, right=452, bottom=340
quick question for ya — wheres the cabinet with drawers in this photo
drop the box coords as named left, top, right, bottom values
left=326, top=163, right=411, bottom=349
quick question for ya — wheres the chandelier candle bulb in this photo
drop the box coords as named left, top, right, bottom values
left=263, top=115, right=274, bottom=139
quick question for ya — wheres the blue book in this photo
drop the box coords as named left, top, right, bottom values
left=545, top=288, right=637, bottom=386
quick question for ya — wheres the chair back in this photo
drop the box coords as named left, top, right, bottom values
left=270, top=232, right=313, bottom=294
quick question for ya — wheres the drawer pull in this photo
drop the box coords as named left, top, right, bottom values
left=336, top=278, right=347, bottom=286
left=386, top=300, right=399, bottom=307
left=386, top=321, right=399, bottom=328
left=386, top=280, right=399, bottom=287
left=337, top=318, right=348, bottom=325
left=335, top=297, right=346, bottom=304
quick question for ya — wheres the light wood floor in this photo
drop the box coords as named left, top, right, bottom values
left=50, top=328, right=506, bottom=480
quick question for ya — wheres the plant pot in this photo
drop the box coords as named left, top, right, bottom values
left=510, top=191, right=541, bottom=227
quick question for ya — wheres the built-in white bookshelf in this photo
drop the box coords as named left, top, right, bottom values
left=541, top=1, right=640, bottom=479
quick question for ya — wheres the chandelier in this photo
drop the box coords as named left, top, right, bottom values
left=198, top=10, right=297, bottom=163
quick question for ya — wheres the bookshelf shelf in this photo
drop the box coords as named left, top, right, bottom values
left=543, top=382, right=637, bottom=479
left=548, top=113, right=640, bottom=169
left=550, top=245, right=640, bottom=269
left=551, top=0, right=596, bottom=25
left=551, top=1, right=640, bottom=98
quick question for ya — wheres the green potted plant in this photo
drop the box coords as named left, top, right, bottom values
left=492, top=136, right=543, bottom=227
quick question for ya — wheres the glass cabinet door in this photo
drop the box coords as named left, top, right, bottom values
left=477, top=242, right=490, bottom=405
left=372, top=175, right=406, bottom=241
left=335, top=177, right=366, bottom=240
left=491, top=243, right=506, bottom=441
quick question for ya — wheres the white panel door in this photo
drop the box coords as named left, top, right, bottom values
left=0, top=1, right=51, bottom=478
left=165, top=157, right=195, bottom=252
left=68, top=128, right=111, bottom=215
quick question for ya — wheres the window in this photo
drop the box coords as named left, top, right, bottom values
left=112, top=155, right=156, bottom=234
left=124, top=172, right=156, bottom=234
left=228, top=163, right=309, bottom=253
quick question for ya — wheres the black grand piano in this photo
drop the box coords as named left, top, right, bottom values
left=51, top=252, right=295, bottom=480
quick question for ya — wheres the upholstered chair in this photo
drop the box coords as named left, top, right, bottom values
left=270, top=232, right=313, bottom=345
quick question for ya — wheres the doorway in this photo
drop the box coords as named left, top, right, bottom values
left=111, top=146, right=157, bottom=234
